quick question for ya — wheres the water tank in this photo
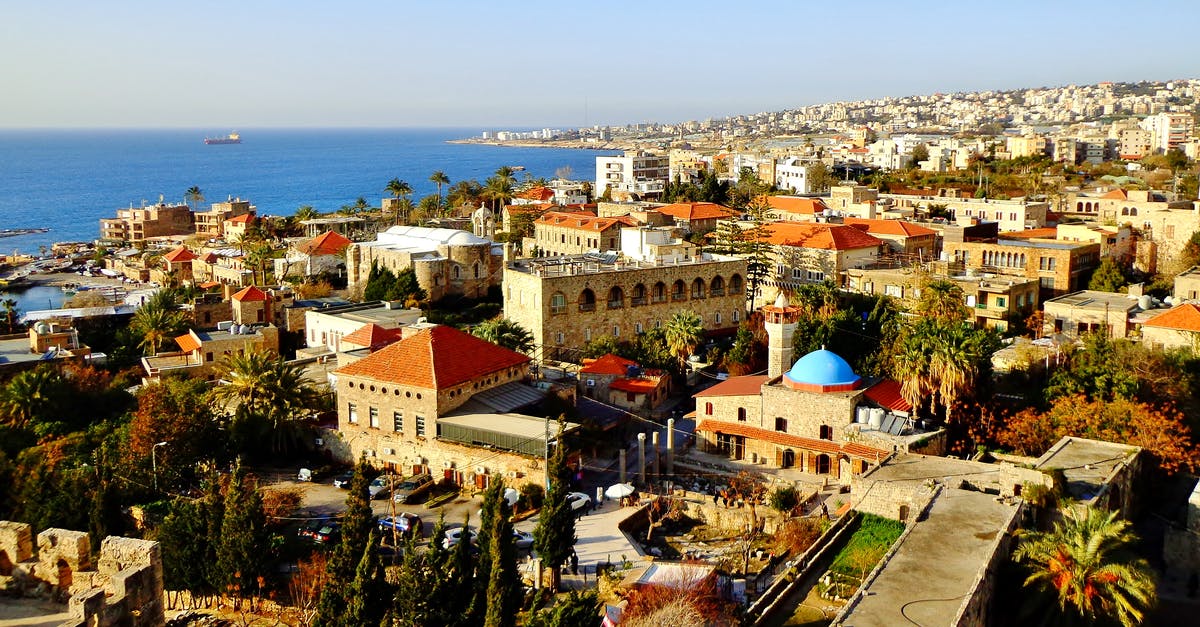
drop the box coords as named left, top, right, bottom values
left=868, top=408, right=885, bottom=429
left=1138, top=295, right=1153, bottom=310
left=855, top=406, right=869, bottom=424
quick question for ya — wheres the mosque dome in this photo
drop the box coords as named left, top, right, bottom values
left=782, top=348, right=861, bottom=393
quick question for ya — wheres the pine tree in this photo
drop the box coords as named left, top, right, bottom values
left=315, top=459, right=377, bottom=625
left=484, top=478, right=520, bottom=627
left=343, top=530, right=390, bottom=627
left=533, top=420, right=576, bottom=591
left=215, top=462, right=268, bottom=599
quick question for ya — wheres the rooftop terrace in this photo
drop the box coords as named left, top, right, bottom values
left=507, top=251, right=737, bottom=278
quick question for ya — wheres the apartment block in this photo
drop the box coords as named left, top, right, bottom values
left=99, top=202, right=194, bottom=245
left=941, top=234, right=1100, bottom=299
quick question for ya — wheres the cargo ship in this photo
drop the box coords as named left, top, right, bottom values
left=204, top=131, right=241, bottom=145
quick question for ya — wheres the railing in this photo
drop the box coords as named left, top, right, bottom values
left=710, top=288, right=725, bottom=296
left=578, top=303, right=595, bottom=312
left=607, top=300, right=623, bottom=309
left=550, top=305, right=566, bottom=315
left=630, top=296, right=647, bottom=306
left=652, top=295, right=667, bottom=303
left=691, top=292, right=706, bottom=299
left=672, top=293, right=687, bottom=301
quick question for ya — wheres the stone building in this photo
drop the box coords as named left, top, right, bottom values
left=880, top=194, right=1049, bottom=232
left=1174, top=265, right=1200, bottom=301
left=842, top=218, right=937, bottom=258
left=845, top=267, right=1039, bottom=331
left=0, top=521, right=164, bottom=627
left=654, top=202, right=735, bottom=234
left=1041, top=290, right=1145, bottom=339
left=344, top=226, right=502, bottom=301
left=273, top=230, right=351, bottom=281
left=761, top=196, right=831, bottom=222
left=530, top=211, right=637, bottom=256
left=302, top=301, right=424, bottom=355
left=578, top=353, right=670, bottom=411
left=140, top=324, right=280, bottom=382
left=1141, top=303, right=1200, bottom=350
left=194, top=198, right=253, bottom=240
left=755, top=221, right=883, bottom=291
left=99, top=202, right=194, bottom=245
left=941, top=233, right=1100, bottom=299
left=502, top=250, right=747, bottom=360
left=330, top=324, right=575, bottom=488
left=156, top=246, right=197, bottom=285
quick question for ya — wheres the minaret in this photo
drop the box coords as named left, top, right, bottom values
left=762, top=292, right=801, bottom=379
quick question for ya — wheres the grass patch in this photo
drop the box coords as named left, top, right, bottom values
left=829, top=513, right=904, bottom=578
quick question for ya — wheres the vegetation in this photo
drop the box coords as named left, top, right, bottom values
left=533, top=420, right=577, bottom=591
left=213, top=349, right=325, bottom=457
left=829, top=514, right=905, bottom=578
left=663, top=310, right=705, bottom=369
left=471, top=317, right=534, bottom=354
left=362, top=262, right=426, bottom=304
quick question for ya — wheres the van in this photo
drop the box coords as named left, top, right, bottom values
left=393, top=473, right=435, bottom=504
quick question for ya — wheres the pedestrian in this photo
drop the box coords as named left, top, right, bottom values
left=570, top=550, right=579, bottom=576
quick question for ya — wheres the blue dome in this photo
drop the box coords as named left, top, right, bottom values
left=785, top=349, right=859, bottom=387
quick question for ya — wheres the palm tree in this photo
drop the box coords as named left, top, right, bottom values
left=1014, top=507, right=1156, bottom=627
left=429, top=171, right=450, bottom=212
left=295, top=205, right=320, bottom=221
left=484, top=174, right=515, bottom=212
left=0, top=366, right=61, bottom=430
left=471, top=318, right=533, bottom=354
left=663, top=310, right=705, bottom=370
left=916, top=279, right=971, bottom=323
left=1, top=298, right=18, bottom=334
left=185, top=186, right=205, bottom=211
left=386, top=178, right=413, bottom=201
left=131, top=293, right=186, bottom=355
left=213, top=349, right=323, bottom=453
left=892, top=333, right=934, bottom=414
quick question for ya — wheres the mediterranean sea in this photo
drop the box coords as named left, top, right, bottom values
left=0, top=128, right=606, bottom=255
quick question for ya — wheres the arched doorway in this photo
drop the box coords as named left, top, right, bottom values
left=815, top=454, right=831, bottom=475
left=781, top=449, right=796, bottom=469
left=0, top=550, right=12, bottom=576
left=56, top=559, right=72, bottom=594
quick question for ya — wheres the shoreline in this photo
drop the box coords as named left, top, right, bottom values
left=447, top=138, right=637, bottom=152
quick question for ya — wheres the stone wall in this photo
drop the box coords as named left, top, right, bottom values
left=951, top=501, right=1025, bottom=627
left=0, top=521, right=163, bottom=627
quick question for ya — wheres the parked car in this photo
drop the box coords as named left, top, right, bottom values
left=298, top=518, right=330, bottom=541
left=442, top=526, right=478, bottom=549
left=378, top=513, right=424, bottom=539
left=511, top=530, right=535, bottom=550
left=368, top=474, right=400, bottom=499
left=312, top=521, right=340, bottom=544
left=392, top=473, right=435, bottom=504
left=566, top=492, right=592, bottom=512
left=332, top=471, right=355, bottom=489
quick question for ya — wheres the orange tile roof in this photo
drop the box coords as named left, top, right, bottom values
left=843, top=218, right=936, bottom=238
left=335, top=325, right=530, bottom=389
left=756, top=222, right=883, bottom=251
left=656, top=202, right=735, bottom=221
left=198, top=281, right=221, bottom=289
left=863, top=379, right=912, bottom=412
left=200, top=252, right=219, bottom=263
left=763, top=196, right=830, bottom=215
left=1144, top=304, right=1200, bottom=332
left=695, top=375, right=769, bottom=397
left=580, top=353, right=639, bottom=375
left=298, top=231, right=351, bottom=256
left=175, top=333, right=202, bottom=353
left=609, top=377, right=663, bottom=394
left=226, top=213, right=254, bottom=224
left=231, top=285, right=268, bottom=302
left=162, top=246, right=197, bottom=263
left=695, top=420, right=888, bottom=460
left=535, top=211, right=636, bottom=233
left=517, top=186, right=555, bottom=202
left=1101, top=189, right=1129, bottom=200
left=1000, top=227, right=1058, bottom=239
left=340, top=323, right=403, bottom=351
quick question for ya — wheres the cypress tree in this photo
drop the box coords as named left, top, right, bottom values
left=473, top=483, right=500, bottom=616
left=533, top=420, right=576, bottom=591
left=215, top=462, right=268, bottom=598
left=484, top=478, right=520, bottom=627
left=315, top=458, right=377, bottom=625
left=343, top=530, right=390, bottom=627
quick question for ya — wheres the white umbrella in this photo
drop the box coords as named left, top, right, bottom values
left=504, top=487, right=520, bottom=506
left=605, top=483, right=636, bottom=499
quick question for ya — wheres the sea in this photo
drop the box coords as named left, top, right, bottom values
left=0, top=127, right=608, bottom=311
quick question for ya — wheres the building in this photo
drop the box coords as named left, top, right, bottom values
left=841, top=218, right=937, bottom=258
left=761, top=196, right=831, bottom=222
left=1141, top=303, right=1200, bottom=350
left=344, top=226, right=503, bottom=301
left=194, top=198, right=253, bottom=240
left=596, top=151, right=670, bottom=200
left=653, top=202, right=735, bottom=235
left=1065, top=189, right=1199, bottom=272
left=1140, top=112, right=1195, bottom=153
left=502, top=250, right=747, bottom=360
left=222, top=213, right=255, bottom=243
left=1041, top=290, right=1145, bottom=339
left=941, top=233, right=1100, bottom=299
left=141, top=324, right=281, bottom=382
left=99, top=202, right=194, bottom=245
left=1118, top=128, right=1153, bottom=160
left=1173, top=265, right=1200, bottom=301
left=303, top=301, right=425, bottom=355
left=773, top=157, right=815, bottom=194
left=299, top=216, right=367, bottom=239
left=330, top=324, right=574, bottom=488
left=157, top=246, right=197, bottom=285
left=578, top=353, right=670, bottom=411
left=530, top=211, right=636, bottom=256
left=274, top=231, right=351, bottom=281
left=880, top=194, right=1049, bottom=232
left=755, top=222, right=883, bottom=290
left=828, top=185, right=880, bottom=217
left=845, top=267, right=1038, bottom=331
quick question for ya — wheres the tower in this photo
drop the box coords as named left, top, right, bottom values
left=762, top=292, right=801, bottom=378
left=472, top=202, right=495, bottom=239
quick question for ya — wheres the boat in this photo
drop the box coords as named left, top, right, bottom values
left=204, top=131, right=241, bottom=145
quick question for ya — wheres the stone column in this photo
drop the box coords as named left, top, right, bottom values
left=637, top=433, right=647, bottom=485
left=651, top=431, right=660, bottom=480
left=666, top=418, right=675, bottom=476
left=619, top=449, right=627, bottom=484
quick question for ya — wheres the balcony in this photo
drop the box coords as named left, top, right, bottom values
left=710, top=288, right=725, bottom=297
left=631, top=296, right=647, bottom=306
left=672, top=293, right=687, bottom=302
left=550, top=305, right=566, bottom=315
left=579, top=303, right=595, bottom=312
left=607, top=300, right=624, bottom=309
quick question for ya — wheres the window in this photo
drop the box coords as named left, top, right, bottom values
left=393, top=411, right=403, bottom=433
left=415, top=415, right=426, bottom=437
left=996, top=296, right=1006, bottom=308
left=453, top=265, right=461, bottom=279
left=705, top=402, right=714, bottom=415
left=555, top=332, right=565, bottom=345
left=730, top=274, right=744, bottom=293
left=580, top=289, right=595, bottom=311
left=550, top=292, right=566, bottom=314
left=792, top=267, right=804, bottom=279
left=653, top=282, right=667, bottom=303
left=205, top=352, right=213, bottom=362
left=1039, top=277, right=1056, bottom=289
left=632, top=283, right=646, bottom=305
left=672, top=280, right=686, bottom=300
left=819, top=424, right=833, bottom=440
left=348, top=403, right=358, bottom=424
left=808, top=270, right=825, bottom=282
left=613, top=325, right=620, bottom=337
left=775, top=417, right=788, bottom=432
left=737, top=407, right=747, bottom=422
left=715, top=312, right=722, bottom=325
left=584, top=328, right=592, bottom=341
left=635, top=322, right=643, bottom=333
left=369, top=407, right=379, bottom=428
left=608, top=286, right=624, bottom=309
left=1039, top=256, right=1056, bottom=271
left=884, top=284, right=903, bottom=297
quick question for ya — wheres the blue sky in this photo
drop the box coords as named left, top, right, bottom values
left=2, top=0, right=1196, bottom=128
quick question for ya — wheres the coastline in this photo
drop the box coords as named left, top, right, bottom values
left=447, top=138, right=637, bottom=152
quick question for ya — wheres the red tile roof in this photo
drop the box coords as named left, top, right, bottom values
left=200, top=252, right=219, bottom=263
left=763, top=196, right=830, bottom=216
left=1000, top=227, right=1058, bottom=239
left=757, top=222, right=883, bottom=251
left=695, top=375, right=769, bottom=397
left=226, top=213, right=254, bottom=224
left=297, top=231, right=351, bottom=256
left=535, top=211, right=636, bottom=233
left=340, top=323, right=404, bottom=352
left=335, top=325, right=530, bottom=389
left=609, top=377, right=662, bottom=394
left=656, top=202, right=735, bottom=221
left=231, top=285, right=269, bottom=302
left=197, top=281, right=221, bottom=289
left=580, top=353, right=639, bottom=375
left=695, top=420, right=888, bottom=460
left=162, top=246, right=197, bottom=263
left=517, top=186, right=555, bottom=202
left=843, top=218, right=936, bottom=238
left=175, top=333, right=202, bottom=353
left=1101, top=189, right=1129, bottom=200
left=1144, top=303, right=1200, bottom=332
left=863, top=379, right=912, bottom=412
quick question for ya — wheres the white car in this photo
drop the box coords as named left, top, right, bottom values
left=511, top=530, right=535, bottom=550
left=566, top=492, right=592, bottom=512
left=443, top=527, right=478, bottom=549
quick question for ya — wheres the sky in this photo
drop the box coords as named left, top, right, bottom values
left=2, top=0, right=1197, bottom=129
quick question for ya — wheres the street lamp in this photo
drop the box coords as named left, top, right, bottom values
left=152, top=441, right=168, bottom=492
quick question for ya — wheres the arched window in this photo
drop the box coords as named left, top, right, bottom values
left=730, top=274, right=744, bottom=294
left=1121, top=207, right=1129, bottom=216
left=631, top=283, right=646, bottom=306
left=705, top=402, right=713, bottom=415
left=473, top=262, right=481, bottom=278
left=819, top=425, right=833, bottom=440
left=653, top=281, right=666, bottom=303
left=711, top=275, right=725, bottom=296
left=691, top=278, right=706, bottom=299
left=672, top=280, right=686, bottom=300
left=1076, top=201, right=1084, bottom=212
left=1129, top=207, right=1138, bottom=216
left=580, top=288, right=595, bottom=311
left=452, top=265, right=461, bottom=279
left=607, top=286, right=624, bottom=309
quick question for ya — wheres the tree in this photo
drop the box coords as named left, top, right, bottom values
left=159, top=472, right=225, bottom=606
left=525, top=590, right=600, bottom=627
left=430, top=171, right=450, bottom=209
left=534, top=421, right=576, bottom=591
left=386, top=178, right=413, bottom=201
left=215, top=462, right=269, bottom=601
left=1088, top=257, right=1127, bottom=293
left=1, top=298, right=19, bottom=333
left=1014, top=507, right=1156, bottom=627
left=126, top=377, right=222, bottom=490
left=0, top=366, right=64, bottom=432
left=910, top=144, right=930, bottom=168
left=131, top=292, right=186, bottom=355
left=316, top=459, right=377, bottom=626
left=663, top=310, right=705, bottom=369
left=295, top=205, right=320, bottom=221
left=342, top=531, right=390, bottom=627
left=186, top=186, right=205, bottom=211
left=213, top=349, right=323, bottom=455
left=471, top=317, right=534, bottom=353
left=483, top=478, right=520, bottom=627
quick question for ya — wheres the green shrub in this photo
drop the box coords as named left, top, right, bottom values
left=768, top=486, right=800, bottom=513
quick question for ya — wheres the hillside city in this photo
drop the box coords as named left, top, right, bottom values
left=3, top=78, right=1200, bottom=627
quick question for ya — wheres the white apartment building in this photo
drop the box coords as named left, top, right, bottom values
left=1140, top=112, right=1194, bottom=153
left=774, top=157, right=814, bottom=194
left=596, top=151, right=669, bottom=199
